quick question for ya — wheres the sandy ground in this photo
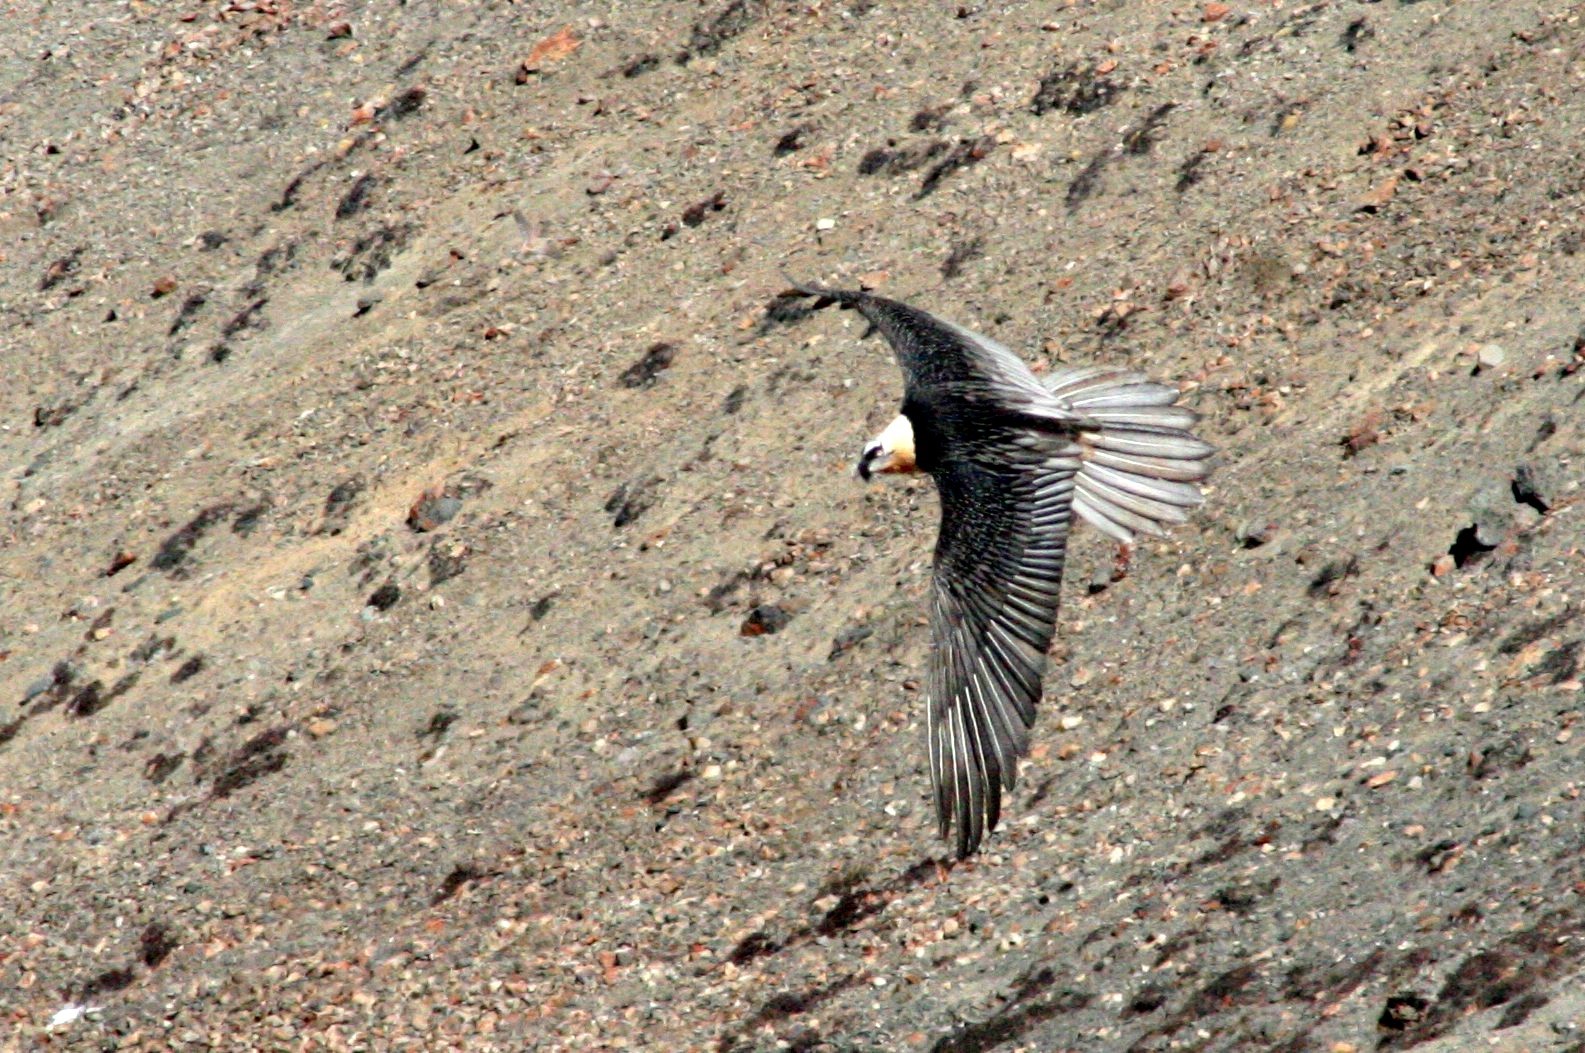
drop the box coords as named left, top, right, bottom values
left=2, top=2, right=1583, bottom=1050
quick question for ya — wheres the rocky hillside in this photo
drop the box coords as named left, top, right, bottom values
left=2, top=1, right=1582, bottom=1050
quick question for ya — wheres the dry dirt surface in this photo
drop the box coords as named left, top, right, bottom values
left=3, top=2, right=1584, bottom=1050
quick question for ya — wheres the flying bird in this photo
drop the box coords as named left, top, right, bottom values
left=792, top=282, right=1213, bottom=858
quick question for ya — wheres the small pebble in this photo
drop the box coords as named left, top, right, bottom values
left=1236, top=520, right=1276, bottom=548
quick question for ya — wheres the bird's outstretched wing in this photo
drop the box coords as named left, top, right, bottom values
left=929, top=445, right=1080, bottom=859
left=784, top=282, right=1070, bottom=421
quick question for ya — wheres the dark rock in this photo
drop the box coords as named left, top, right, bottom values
left=408, top=492, right=463, bottom=532
left=367, top=581, right=402, bottom=611
left=858, top=139, right=948, bottom=176
left=151, top=506, right=233, bottom=576
left=139, top=922, right=178, bottom=968
left=1379, top=992, right=1431, bottom=1031
left=377, top=86, right=427, bottom=120
left=941, top=238, right=983, bottom=280
left=622, top=53, right=660, bottom=78
left=143, top=752, right=185, bottom=784
left=1511, top=463, right=1558, bottom=514
left=1447, top=524, right=1497, bottom=569
left=428, top=541, right=469, bottom=586
left=66, top=680, right=106, bottom=718
left=210, top=726, right=290, bottom=799
left=916, top=137, right=995, bottom=198
left=740, top=604, right=791, bottom=636
left=40, top=248, right=83, bottom=291
left=618, top=343, right=677, bottom=389
left=773, top=124, right=811, bottom=155
left=33, top=401, right=76, bottom=428
left=335, top=174, right=379, bottom=220
left=680, top=192, right=725, bottom=228
left=606, top=476, right=663, bottom=528
left=676, top=0, right=764, bottom=65
left=1030, top=61, right=1121, bottom=116
left=319, top=478, right=364, bottom=535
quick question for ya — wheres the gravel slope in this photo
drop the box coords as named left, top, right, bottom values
left=3, top=2, right=1583, bottom=1050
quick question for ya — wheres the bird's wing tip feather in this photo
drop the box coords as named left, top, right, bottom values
left=780, top=273, right=860, bottom=302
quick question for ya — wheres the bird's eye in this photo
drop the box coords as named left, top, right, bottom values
left=863, top=444, right=883, bottom=460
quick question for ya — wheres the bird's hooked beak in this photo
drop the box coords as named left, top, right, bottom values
left=855, top=414, right=918, bottom=482
left=855, top=443, right=883, bottom=481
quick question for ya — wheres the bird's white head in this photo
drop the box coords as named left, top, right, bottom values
left=856, top=414, right=918, bottom=481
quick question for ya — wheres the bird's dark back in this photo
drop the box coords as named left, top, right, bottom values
left=902, top=394, right=1024, bottom=479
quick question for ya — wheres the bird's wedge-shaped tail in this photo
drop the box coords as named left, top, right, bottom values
left=1042, top=365, right=1212, bottom=544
